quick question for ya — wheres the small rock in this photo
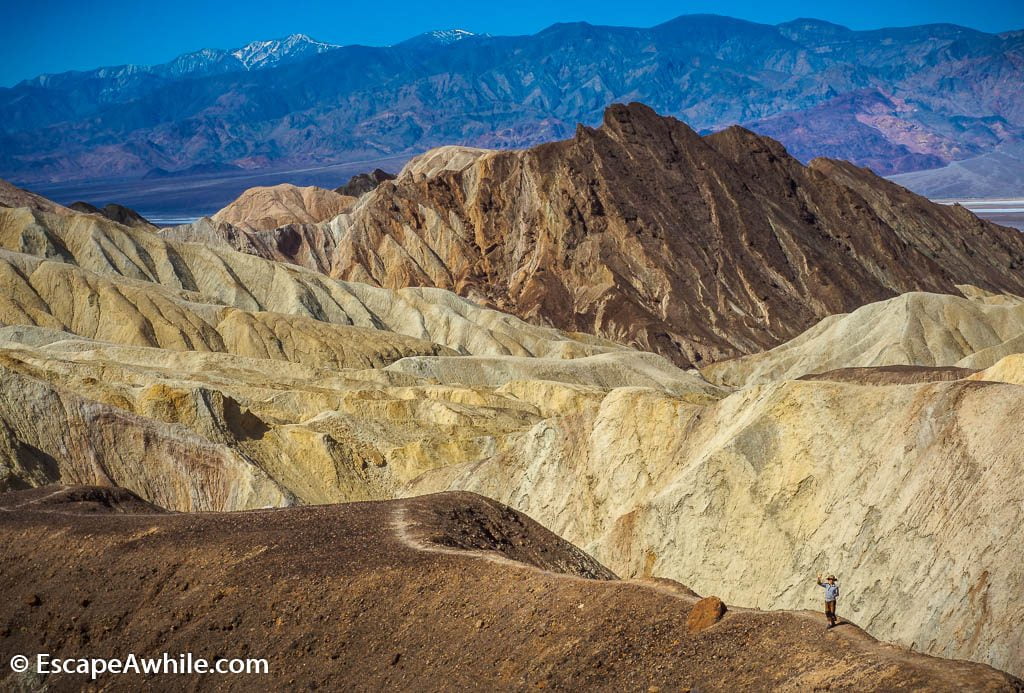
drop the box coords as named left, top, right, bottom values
left=25, top=594, right=41, bottom=607
left=475, top=620, right=484, bottom=629
left=686, top=596, right=727, bottom=634
left=390, top=652, right=401, bottom=666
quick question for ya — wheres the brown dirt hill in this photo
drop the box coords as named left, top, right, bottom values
left=325, top=102, right=1024, bottom=367
left=1, top=486, right=1019, bottom=692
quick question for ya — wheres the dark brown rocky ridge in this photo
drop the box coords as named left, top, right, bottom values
left=68, top=201, right=155, bottom=229
left=335, top=168, right=397, bottom=197
left=1, top=486, right=1019, bottom=691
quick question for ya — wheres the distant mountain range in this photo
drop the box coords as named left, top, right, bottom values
left=12, top=33, right=339, bottom=92
left=2, top=15, right=1022, bottom=196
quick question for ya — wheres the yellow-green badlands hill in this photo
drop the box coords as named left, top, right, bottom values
left=0, top=197, right=1022, bottom=680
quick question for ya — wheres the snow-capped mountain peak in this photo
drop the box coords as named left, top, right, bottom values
left=16, top=33, right=341, bottom=86
left=424, top=29, right=478, bottom=44
left=230, top=34, right=340, bottom=70
left=158, top=34, right=339, bottom=77
left=397, top=28, right=487, bottom=49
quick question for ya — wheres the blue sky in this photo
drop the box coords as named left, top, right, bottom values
left=2, top=0, right=1023, bottom=86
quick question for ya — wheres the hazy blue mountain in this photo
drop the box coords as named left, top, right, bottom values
left=889, top=142, right=1024, bottom=199
left=2, top=15, right=1021, bottom=196
left=0, top=34, right=339, bottom=132
left=21, top=33, right=339, bottom=85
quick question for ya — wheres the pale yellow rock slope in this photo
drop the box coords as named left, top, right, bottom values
left=385, top=351, right=721, bottom=400
left=0, top=249, right=458, bottom=369
left=0, top=329, right=542, bottom=511
left=400, top=146, right=493, bottom=180
left=702, top=289, right=1024, bottom=386
left=0, top=204, right=712, bottom=514
left=969, top=353, right=1024, bottom=385
left=0, top=206, right=624, bottom=360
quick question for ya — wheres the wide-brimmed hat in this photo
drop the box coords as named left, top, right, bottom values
left=827, top=575, right=837, bottom=580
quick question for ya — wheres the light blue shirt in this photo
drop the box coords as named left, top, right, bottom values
left=821, top=582, right=839, bottom=601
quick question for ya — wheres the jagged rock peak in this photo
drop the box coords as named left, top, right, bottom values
left=596, top=102, right=703, bottom=143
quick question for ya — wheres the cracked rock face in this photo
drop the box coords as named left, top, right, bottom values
left=161, top=104, right=1024, bottom=370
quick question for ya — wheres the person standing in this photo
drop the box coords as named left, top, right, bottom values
left=816, top=573, right=840, bottom=629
